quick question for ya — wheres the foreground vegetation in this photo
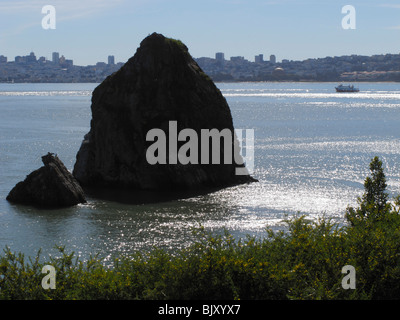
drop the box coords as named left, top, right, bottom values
left=1, top=157, right=400, bottom=300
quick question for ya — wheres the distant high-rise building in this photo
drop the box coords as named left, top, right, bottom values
left=270, top=54, right=276, bottom=64
left=255, top=54, right=264, bottom=63
left=215, top=52, right=225, bottom=61
left=230, top=56, right=245, bottom=62
left=0, top=55, right=7, bottom=63
left=108, top=55, right=115, bottom=65
left=15, top=56, right=25, bottom=64
left=26, top=52, right=37, bottom=63
left=59, top=55, right=66, bottom=66
left=52, top=52, right=60, bottom=64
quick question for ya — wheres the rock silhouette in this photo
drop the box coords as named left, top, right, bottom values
left=7, top=153, right=86, bottom=208
left=73, top=33, right=256, bottom=195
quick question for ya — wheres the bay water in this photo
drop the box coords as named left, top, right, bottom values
left=1, top=82, right=399, bottom=264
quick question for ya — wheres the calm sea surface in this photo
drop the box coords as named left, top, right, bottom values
left=1, top=82, right=400, bottom=264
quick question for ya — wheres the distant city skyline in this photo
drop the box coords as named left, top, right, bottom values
left=2, top=47, right=400, bottom=83
left=0, top=50, right=119, bottom=66
left=0, top=1, right=399, bottom=66
left=2, top=47, right=400, bottom=68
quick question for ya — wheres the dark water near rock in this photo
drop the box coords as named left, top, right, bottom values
left=1, top=82, right=400, bottom=264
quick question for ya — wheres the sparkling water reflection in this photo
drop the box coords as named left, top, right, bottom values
left=1, top=82, right=400, bottom=264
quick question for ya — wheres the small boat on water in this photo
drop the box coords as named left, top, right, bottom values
left=335, top=84, right=359, bottom=92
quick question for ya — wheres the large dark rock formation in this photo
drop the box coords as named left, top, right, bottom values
left=7, top=153, right=86, bottom=208
left=73, top=33, right=256, bottom=194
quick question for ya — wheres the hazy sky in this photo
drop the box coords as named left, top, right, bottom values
left=1, top=0, right=399, bottom=66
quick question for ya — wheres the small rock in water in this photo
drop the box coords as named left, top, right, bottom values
left=7, top=153, right=86, bottom=208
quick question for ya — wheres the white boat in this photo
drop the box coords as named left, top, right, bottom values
left=335, top=84, right=359, bottom=92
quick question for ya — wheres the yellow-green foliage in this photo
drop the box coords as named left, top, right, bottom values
left=1, top=212, right=400, bottom=300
